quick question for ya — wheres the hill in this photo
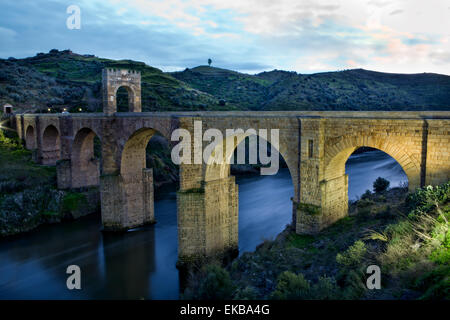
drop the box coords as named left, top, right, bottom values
left=172, top=66, right=450, bottom=111
left=1, top=49, right=450, bottom=113
left=0, top=50, right=228, bottom=113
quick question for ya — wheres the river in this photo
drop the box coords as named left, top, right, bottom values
left=0, top=149, right=407, bottom=299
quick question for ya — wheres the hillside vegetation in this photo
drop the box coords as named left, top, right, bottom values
left=173, top=66, right=450, bottom=111
left=0, top=50, right=225, bottom=113
left=183, top=181, right=450, bottom=300
left=1, top=49, right=450, bottom=113
left=0, top=129, right=99, bottom=236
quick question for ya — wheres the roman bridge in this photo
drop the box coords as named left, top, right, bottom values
left=12, top=69, right=450, bottom=263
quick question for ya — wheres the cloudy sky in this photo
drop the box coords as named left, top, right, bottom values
left=1, top=0, right=449, bottom=74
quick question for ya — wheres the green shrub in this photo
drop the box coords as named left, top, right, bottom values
left=0, top=129, right=23, bottom=149
left=373, top=177, right=390, bottom=193
left=414, top=265, right=450, bottom=300
left=297, top=202, right=321, bottom=215
left=271, top=272, right=343, bottom=300
left=287, top=234, right=315, bottom=248
left=271, top=271, right=311, bottom=300
left=407, top=183, right=449, bottom=216
left=385, top=220, right=413, bottom=238
left=336, top=240, right=367, bottom=268
left=361, top=190, right=372, bottom=200
left=234, top=286, right=258, bottom=300
left=62, top=192, right=86, bottom=212
left=310, top=276, right=341, bottom=300
left=356, top=198, right=374, bottom=208
left=429, top=229, right=449, bottom=265
left=340, top=270, right=367, bottom=299
left=183, top=264, right=234, bottom=300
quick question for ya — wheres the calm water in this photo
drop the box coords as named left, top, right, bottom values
left=0, top=150, right=406, bottom=299
left=346, top=150, right=408, bottom=200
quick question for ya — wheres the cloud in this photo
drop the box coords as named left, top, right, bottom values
left=389, top=9, right=403, bottom=16
left=0, top=26, right=16, bottom=38
left=0, top=0, right=449, bottom=75
left=367, top=0, right=392, bottom=8
left=429, top=51, right=450, bottom=64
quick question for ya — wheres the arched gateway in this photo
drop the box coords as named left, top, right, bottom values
left=14, top=69, right=450, bottom=264
left=102, top=68, right=141, bottom=114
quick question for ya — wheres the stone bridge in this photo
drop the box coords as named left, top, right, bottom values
left=12, top=69, right=450, bottom=263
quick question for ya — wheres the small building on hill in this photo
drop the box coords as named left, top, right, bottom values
left=3, top=103, right=13, bottom=114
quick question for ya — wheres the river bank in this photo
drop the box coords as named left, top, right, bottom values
left=0, top=130, right=99, bottom=236
left=182, top=183, right=450, bottom=300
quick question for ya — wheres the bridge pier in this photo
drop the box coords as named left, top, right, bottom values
left=295, top=174, right=349, bottom=234
left=56, top=158, right=101, bottom=189
left=56, top=159, right=72, bottom=189
left=177, top=176, right=238, bottom=265
left=100, top=169, right=154, bottom=231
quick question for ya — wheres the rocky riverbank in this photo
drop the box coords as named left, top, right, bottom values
left=182, top=183, right=450, bottom=300
left=0, top=129, right=99, bottom=237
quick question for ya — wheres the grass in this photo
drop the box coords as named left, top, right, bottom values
left=0, top=130, right=101, bottom=236
left=62, top=192, right=87, bottom=212
left=286, top=234, right=315, bottom=248
left=0, top=130, right=56, bottom=195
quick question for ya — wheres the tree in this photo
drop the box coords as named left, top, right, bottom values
left=182, top=264, right=234, bottom=300
left=271, top=271, right=311, bottom=299
left=373, top=177, right=390, bottom=193
left=208, top=58, right=212, bottom=67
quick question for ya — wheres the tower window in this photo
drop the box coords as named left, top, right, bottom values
left=308, top=139, right=313, bottom=158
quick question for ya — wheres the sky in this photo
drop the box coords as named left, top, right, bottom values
left=0, top=0, right=449, bottom=75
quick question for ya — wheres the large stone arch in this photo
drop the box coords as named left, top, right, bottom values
left=300, top=134, right=423, bottom=234
left=25, top=125, right=36, bottom=150
left=176, top=120, right=300, bottom=263
left=120, top=127, right=159, bottom=177
left=203, top=130, right=297, bottom=196
left=197, top=130, right=296, bottom=261
left=203, top=130, right=298, bottom=195
left=71, top=127, right=101, bottom=188
left=41, top=125, right=61, bottom=165
left=102, top=127, right=160, bottom=230
left=323, top=135, right=421, bottom=190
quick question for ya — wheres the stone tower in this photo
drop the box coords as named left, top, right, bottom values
left=102, top=68, right=141, bottom=114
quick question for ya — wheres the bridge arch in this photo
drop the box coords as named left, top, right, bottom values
left=120, top=128, right=161, bottom=177
left=25, top=125, right=36, bottom=150
left=323, top=135, right=421, bottom=190
left=188, top=130, right=297, bottom=258
left=295, top=135, right=424, bottom=234
left=117, top=127, right=164, bottom=228
left=71, top=127, right=101, bottom=188
left=203, top=131, right=298, bottom=198
left=41, top=125, right=60, bottom=165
